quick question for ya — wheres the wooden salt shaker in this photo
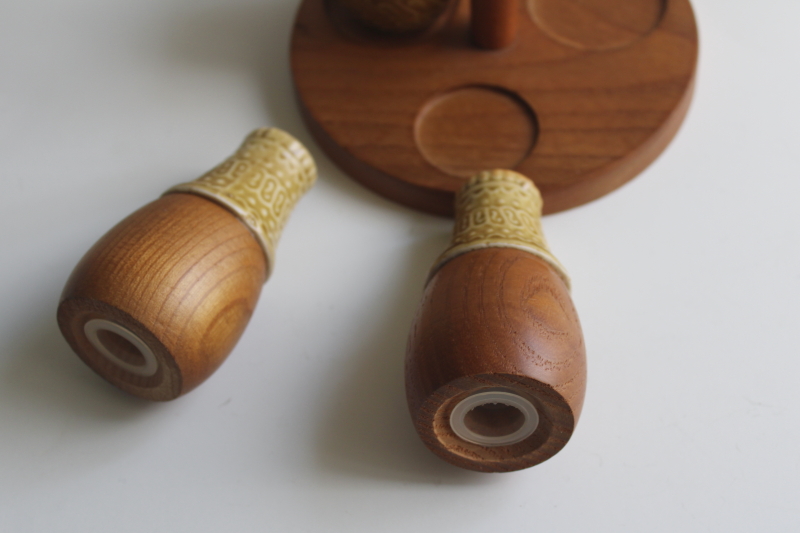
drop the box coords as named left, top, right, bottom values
left=57, top=128, right=317, bottom=400
left=406, top=169, right=585, bottom=472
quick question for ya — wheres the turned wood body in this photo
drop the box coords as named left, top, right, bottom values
left=58, top=129, right=316, bottom=400
left=405, top=170, right=585, bottom=472
left=58, top=194, right=267, bottom=400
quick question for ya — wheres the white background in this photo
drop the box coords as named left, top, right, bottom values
left=1, top=0, right=798, bottom=531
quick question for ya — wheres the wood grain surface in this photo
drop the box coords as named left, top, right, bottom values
left=292, top=0, right=697, bottom=215
left=406, top=247, right=586, bottom=472
left=58, top=194, right=267, bottom=400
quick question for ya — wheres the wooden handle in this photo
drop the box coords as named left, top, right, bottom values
left=336, top=0, right=451, bottom=33
left=405, top=170, right=586, bottom=472
left=471, top=0, right=519, bottom=49
left=57, top=129, right=317, bottom=401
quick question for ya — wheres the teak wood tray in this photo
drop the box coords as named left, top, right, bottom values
left=291, top=0, right=698, bottom=215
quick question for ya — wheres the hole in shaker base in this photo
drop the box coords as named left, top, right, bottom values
left=463, top=403, right=526, bottom=438
left=450, top=390, right=539, bottom=446
left=96, top=329, right=145, bottom=366
left=84, top=319, right=159, bottom=377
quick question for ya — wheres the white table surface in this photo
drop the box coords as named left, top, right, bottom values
left=1, top=0, right=798, bottom=531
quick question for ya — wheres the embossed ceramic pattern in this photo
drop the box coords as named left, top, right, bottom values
left=431, top=169, right=571, bottom=288
left=338, top=0, right=451, bottom=33
left=166, top=128, right=317, bottom=278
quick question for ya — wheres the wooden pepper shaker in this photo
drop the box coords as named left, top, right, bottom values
left=405, top=169, right=586, bottom=472
left=57, top=128, right=317, bottom=401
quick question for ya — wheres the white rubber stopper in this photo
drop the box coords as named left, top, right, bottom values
left=84, top=319, right=158, bottom=377
left=449, top=390, right=539, bottom=446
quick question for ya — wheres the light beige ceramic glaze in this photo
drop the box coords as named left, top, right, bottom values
left=431, top=170, right=570, bottom=289
left=167, top=128, right=317, bottom=278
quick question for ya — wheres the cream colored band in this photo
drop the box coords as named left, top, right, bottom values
left=165, top=128, right=317, bottom=280
left=430, top=169, right=570, bottom=289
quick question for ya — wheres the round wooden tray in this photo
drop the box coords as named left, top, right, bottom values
left=291, top=0, right=697, bottom=215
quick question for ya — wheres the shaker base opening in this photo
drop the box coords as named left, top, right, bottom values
left=84, top=319, right=158, bottom=377
left=450, top=390, right=539, bottom=446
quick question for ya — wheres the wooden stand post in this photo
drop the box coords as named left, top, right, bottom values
left=471, top=0, right=519, bottom=49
